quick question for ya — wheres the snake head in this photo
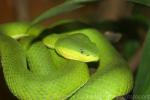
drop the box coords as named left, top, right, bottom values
left=55, top=33, right=99, bottom=62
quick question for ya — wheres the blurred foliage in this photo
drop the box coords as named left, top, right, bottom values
left=31, top=0, right=98, bottom=25
left=129, top=0, right=150, bottom=7
left=133, top=29, right=150, bottom=100
left=123, top=40, right=140, bottom=59
left=126, top=1, right=150, bottom=99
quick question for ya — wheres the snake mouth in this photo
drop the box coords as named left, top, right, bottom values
left=55, top=46, right=100, bottom=75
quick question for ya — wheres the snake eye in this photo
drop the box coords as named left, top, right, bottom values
left=80, top=48, right=90, bottom=56
left=80, top=48, right=84, bottom=54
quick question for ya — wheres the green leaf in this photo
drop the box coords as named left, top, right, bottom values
left=31, top=0, right=98, bottom=25
left=128, top=0, right=150, bottom=7
left=133, top=28, right=150, bottom=99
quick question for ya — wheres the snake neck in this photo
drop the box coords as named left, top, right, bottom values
left=96, top=34, right=127, bottom=69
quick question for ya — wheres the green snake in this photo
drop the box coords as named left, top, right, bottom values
left=0, top=21, right=133, bottom=100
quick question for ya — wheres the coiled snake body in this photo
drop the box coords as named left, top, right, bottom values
left=0, top=22, right=133, bottom=100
